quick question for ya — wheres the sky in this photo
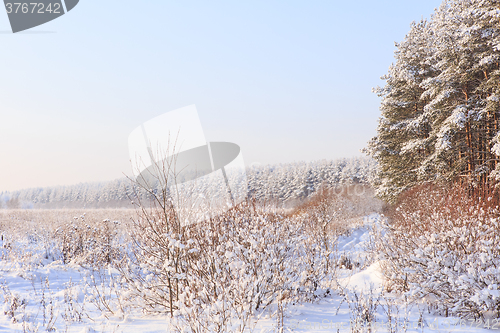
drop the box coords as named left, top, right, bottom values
left=0, top=0, right=442, bottom=192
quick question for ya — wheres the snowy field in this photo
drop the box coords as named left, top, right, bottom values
left=0, top=190, right=498, bottom=333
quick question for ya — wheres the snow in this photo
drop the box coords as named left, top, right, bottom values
left=338, top=261, right=384, bottom=293
left=0, top=212, right=496, bottom=332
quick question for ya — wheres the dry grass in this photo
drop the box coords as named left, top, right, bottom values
left=0, top=209, right=136, bottom=269
left=0, top=209, right=135, bottom=230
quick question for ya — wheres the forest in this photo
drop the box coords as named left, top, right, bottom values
left=0, top=157, right=377, bottom=209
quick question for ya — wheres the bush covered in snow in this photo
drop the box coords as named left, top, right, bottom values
left=378, top=184, right=500, bottom=319
left=0, top=184, right=382, bottom=332
left=116, top=190, right=376, bottom=332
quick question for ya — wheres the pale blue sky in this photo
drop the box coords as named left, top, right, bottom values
left=0, top=0, right=441, bottom=191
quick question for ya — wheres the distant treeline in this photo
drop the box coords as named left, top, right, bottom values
left=0, top=157, right=377, bottom=209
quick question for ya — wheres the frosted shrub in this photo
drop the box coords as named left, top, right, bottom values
left=1, top=284, right=26, bottom=323
left=115, top=190, right=370, bottom=332
left=379, top=184, right=500, bottom=319
left=118, top=201, right=310, bottom=332
left=56, top=215, right=124, bottom=267
left=341, top=287, right=380, bottom=333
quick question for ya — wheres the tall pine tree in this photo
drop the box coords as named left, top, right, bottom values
left=367, top=0, right=500, bottom=202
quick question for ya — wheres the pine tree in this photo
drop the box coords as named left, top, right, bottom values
left=367, top=0, right=500, bottom=201
left=367, top=20, right=436, bottom=200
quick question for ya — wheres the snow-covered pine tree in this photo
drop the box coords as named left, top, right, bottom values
left=367, top=19, right=435, bottom=201
left=368, top=0, right=500, bottom=201
left=420, top=0, right=500, bottom=187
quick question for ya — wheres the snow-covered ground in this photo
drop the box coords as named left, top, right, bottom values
left=0, top=213, right=496, bottom=332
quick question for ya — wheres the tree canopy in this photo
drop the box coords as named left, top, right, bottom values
left=367, top=0, right=500, bottom=202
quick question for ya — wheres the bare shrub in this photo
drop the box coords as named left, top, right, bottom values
left=56, top=215, right=124, bottom=267
left=61, top=278, right=86, bottom=324
left=337, top=285, right=380, bottom=333
left=379, top=294, right=412, bottom=333
left=1, top=281, right=27, bottom=323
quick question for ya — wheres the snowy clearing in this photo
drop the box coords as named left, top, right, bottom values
left=0, top=208, right=496, bottom=333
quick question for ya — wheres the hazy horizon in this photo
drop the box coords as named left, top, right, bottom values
left=1, top=0, right=441, bottom=192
